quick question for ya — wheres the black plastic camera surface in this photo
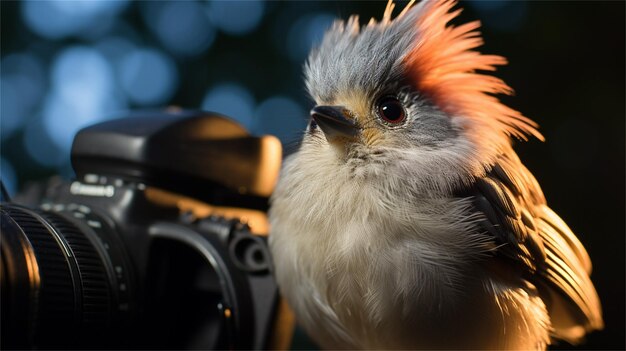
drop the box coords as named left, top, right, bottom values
left=0, top=110, right=280, bottom=349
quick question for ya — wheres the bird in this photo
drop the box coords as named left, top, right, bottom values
left=268, top=0, right=603, bottom=349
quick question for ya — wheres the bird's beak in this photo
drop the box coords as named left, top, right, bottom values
left=310, top=106, right=359, bottom=141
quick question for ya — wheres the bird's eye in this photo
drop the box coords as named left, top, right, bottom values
left=377, top=96, right=406, bottom=124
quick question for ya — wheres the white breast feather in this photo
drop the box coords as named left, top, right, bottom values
left=269, top=130, right=551, bottom=349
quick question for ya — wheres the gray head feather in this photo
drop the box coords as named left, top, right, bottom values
left=305, top=11, right=421, bottom=104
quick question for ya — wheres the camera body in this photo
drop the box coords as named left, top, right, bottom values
left=1, top=110, right=284, bottom=349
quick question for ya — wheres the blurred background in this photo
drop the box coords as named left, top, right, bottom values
left=1, top=0, right=623, bottom=349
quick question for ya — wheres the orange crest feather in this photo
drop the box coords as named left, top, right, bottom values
left=402, top=0, right=543, bottom=141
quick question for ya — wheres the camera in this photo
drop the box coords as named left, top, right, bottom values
left=1, top=110, right=285, bottom=349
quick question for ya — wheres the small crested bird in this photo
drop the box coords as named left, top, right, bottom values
left=268, top=0, right=603, bottom=349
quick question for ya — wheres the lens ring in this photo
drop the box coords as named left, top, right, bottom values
left=39, top=211, right=112, bottom=326
left=2, top=207, right=77, bottom=329
left=1, top=205, right=114, bottom=348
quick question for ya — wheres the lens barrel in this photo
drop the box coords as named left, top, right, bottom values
left=0, top=205, right=130, bottom=349
left=1, top=200, right=277, bottom=349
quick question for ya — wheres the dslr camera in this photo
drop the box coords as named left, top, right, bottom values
left=1, top=110, right=286, bottom=349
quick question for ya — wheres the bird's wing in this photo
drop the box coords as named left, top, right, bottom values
left=456, top=151, right=603, bottom=343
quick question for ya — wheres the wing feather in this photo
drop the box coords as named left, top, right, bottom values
left=457, top=151, right=603, bottom=343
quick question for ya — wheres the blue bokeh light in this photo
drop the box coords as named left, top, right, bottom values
left=1, top=77, right=21, bottom=139
left=201, top=83, right=256, bottom=129
left=95, top=36, right=137, bottom=64
left=286, top=13, right=335, bottom=62
left=0, top=53, right=46, bottom=139
left=208, top=0, right=265, bottom=36
left=41, top=92, right=125, bottom=156
left=152, top=1, right=216, bottom=56
left=252, top=96, right=307, bottom=144
left=1, top=77, right=29, bottom=140
left=23, top=120, right=66, bottom=167
left=119, top=48, right=178, bottom=106
left=0, top=157, right=17, bottom=197
left=51, top=47, right=114, bottom=107
left=21, top=0, right=129, bottom=40
left=40, top=46, right=125, bottom=159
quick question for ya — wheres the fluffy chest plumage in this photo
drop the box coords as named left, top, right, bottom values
left=269, top=151, right=503, bottom=348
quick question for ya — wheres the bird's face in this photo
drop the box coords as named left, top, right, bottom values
left=291, top=1, right=541, bottom=195
left=305, top=84, right=458, bottom=176
left=299, top=90, right=475, bottom=199
left=296, top=7, right=469, bottom=194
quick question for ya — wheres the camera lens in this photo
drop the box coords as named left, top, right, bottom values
left=0, top=204, right=132, bottom=349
